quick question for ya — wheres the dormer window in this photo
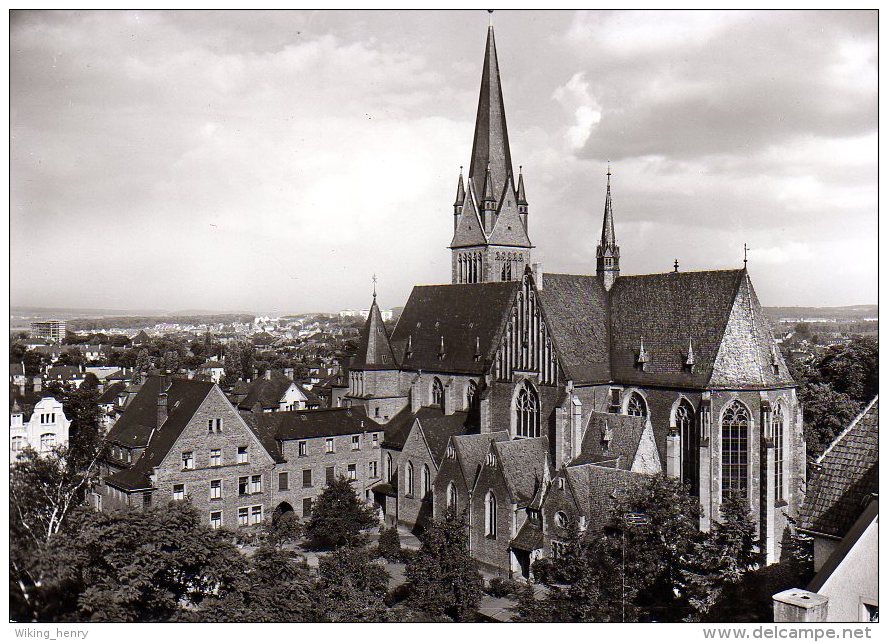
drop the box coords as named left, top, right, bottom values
left=445, top=444, right=456, bottom=459
left=485, top=452, right=496, bottom=467
left=555, top=511, right=568, bottom=528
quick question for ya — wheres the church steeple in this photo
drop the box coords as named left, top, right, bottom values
left=351, top=286, right=396, bottom=371
left=596, top=165, right=620, bottom=291
left=469, top=25, right=514, bottom=206
left=449, top=22, right=532, bottom=285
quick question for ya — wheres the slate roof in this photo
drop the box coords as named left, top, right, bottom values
left=571, top=412, right=647, bottom=470
left=381, top=405, right=421, bottom=451
left=493, top=436, right=549, bottom=507
left=97, top=382, right=127, bottom=405
left=586, top=464, right=637, bottom=532
left=609, top=269, right=793, bottom=389
left=250, top=407, right=381, bottom=442
left=46, top=366, right=84, bottom=381
left=105, top=376, right=164, bottom=448
left=105, top=379, right=216, bottom=491
left=414, top=410, right=475, bottom=467
left=237, top=372, right=294, bottom=410
left=537, top=274, right=610, bottom=384
left=511, top=519, right=544, bottom=551
left=799, top=397, right=878, bottom=539
left=350, top=299, right=397, bottom=371
left=390, top=282, right=519, bottom=374
left=452, top=430, right=510, bottom=489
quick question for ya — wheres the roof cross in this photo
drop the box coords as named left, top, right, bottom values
left=743, top=243, right=749, bottom=268
left=372, top=274, right=377, bottom=299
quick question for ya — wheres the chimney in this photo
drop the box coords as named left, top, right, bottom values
left=284, top=367, right=294, bottom=381
left=264, top=369, right=272, bottom=381
left=157, top=392, right=168, bottom=428
left=532, top=263, right=544, bottom=290
left=252, top=367, right=259, bottom=382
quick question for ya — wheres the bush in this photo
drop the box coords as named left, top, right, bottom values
left=377, top=525, right=403, bottom=562
left=486, top=577, right=523, bottom=598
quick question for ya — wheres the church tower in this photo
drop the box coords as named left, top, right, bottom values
left=596, top=167, right=620, bottom=291
left=450, top=25, right=533, bottom=284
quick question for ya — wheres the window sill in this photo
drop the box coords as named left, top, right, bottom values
left=302, top=485, right=313, bottom=489
left=209, top=497, right=223, bottom=502
left=775, top=499, right=788, bottom=509
left=486, top=534, right=497, bottom=540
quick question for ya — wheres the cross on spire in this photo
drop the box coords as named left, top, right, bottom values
left=372, top=273, right=377, bottom=299
left=743, top=243, right=749, bottom=268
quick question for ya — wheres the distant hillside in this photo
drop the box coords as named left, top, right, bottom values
left=762, top=305, right=878, bottom=321
left=65, top=313, right=255, bottom=332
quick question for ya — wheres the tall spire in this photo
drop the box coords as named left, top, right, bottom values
left=516, top=165, right=527, bottom=205
left=468, top=24, right=514, bottom=204
left=596, top=163, right=620, bottom=291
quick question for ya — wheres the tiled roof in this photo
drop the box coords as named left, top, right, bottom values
left=380, top=405, right=417, bottom=451
left=494, top=436, right=549, bottom=506
left=390, top=282, right=519, bottom=374
left=452, top=430, right=510, bottom=489
left=572, top=412, right=647, bottom=470
left=250, top=407, right=381, bottom=442
left=537, top=274, right=610, bottom=384
left=511, top=519, right=544, bottom=551
left=799, top=397, right=878, bottom=538
left=46, top=366, right=84, bottom=380
left=415, top=409, right=474, bottom=466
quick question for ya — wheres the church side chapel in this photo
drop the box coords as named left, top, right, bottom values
left=347, top=23, right=803, bottom=579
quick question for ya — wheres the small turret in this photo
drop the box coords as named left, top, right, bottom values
left=517, top=165, right=528, bottom=228
left=453, top=167, right=466, bottom=224
left=481, top=162, right=497, bottom=233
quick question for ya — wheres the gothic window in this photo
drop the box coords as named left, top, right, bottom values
left=467, top=380, right=479, bottom=413
left=772, top=403, right=785, bottom=502
left=626, top=391, right=648, bottom=418
left=447, top=482, right=457, bottom=511
left=515, top=381, right=540, bottom=438
left=485, top=491, right=497, bottom=538
left=406, top=461, right=415, bottom=497
left=721, top=401, right=751, bottom=498
left=421, top=465, right=431, bottom=499
left=432, top=377, right=444, bottom=408
left=677, top=400, right=699, bottom=496
left=554, top=511, right=568, bottom=528
left=386, top=452, right=393, bottom=482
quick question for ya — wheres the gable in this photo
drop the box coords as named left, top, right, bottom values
left=488, top=177, right=532, bottom=248
left=709, top=273, right=795, bottom=388
left=450, top=191, right=488, bottom=248
left=630, top=420, right=662, bottom=474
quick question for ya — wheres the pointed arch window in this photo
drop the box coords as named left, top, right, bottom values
left=677, top=400, right=699, bottom=495
left=446, top=482, right=457, bottom=511
left=386, top=452, right=393, bottom=482
left=485, top=491, right=497, bottom=538
left=467, top=380, right=479, bottom=413
left=432, top=377, right=444, bottom=408
left=721, top=401, right=751, bottom=498
left=626, top=391, right=648, bottom=418
left=421, top=464, right=431, bottom=499
left=772, top=403, right=785, bottom=503
left=406, top=460, right=415, bottom=497
left=515, top=381, right=540, bottom=438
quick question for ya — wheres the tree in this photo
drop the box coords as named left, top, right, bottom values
left=135, top=348, right=152, bottom=375
left=262, top=509, right=302, bottom=549
left=192, top=545, right=315, bottom=622
left=10, top=446, right=103, bottom=621
left=61, top=382, right=105, bottom=472
left=376, top=525, right=403, bottom=562
left=305, top=475, right=378, bottom=548
left=405, top=510, right=483, bottom=621
left=681, top=491, right=761, bottom=621
left=314, top=545, right=389, bottom=622
left=798, top=383, right=861, bottom=460
left=57, top=502, right=247, bottom=622
left=815, top=337, right=878, bottom=403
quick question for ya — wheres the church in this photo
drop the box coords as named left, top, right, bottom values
left=347, top=24, right=803, bottom=578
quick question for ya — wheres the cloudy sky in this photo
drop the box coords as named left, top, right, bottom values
left=10, top=9, right=877, bottom=314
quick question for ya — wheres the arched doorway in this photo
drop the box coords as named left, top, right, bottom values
left=272, top=501, right=295, bottom=524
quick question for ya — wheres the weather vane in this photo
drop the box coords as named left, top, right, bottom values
left=372, top=273, right=378, bottom=299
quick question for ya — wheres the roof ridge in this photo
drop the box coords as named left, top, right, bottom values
left=816, top=395, right=878, bottom=464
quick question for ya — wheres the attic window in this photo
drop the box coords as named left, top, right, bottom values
left=445, top=444, right=456, bottom=459
left=557, top=478, right=565, bottom=490
left=382, top=355, right=389, bottom=363
left=485, top=452, right=496, bottom=467
left=555, top=511, right=568, bottom=528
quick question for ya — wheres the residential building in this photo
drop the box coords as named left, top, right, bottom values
left=10, top=396, right=71, bottom=459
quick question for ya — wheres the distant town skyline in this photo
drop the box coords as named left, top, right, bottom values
left=11, top=10, right=877, bottom=313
